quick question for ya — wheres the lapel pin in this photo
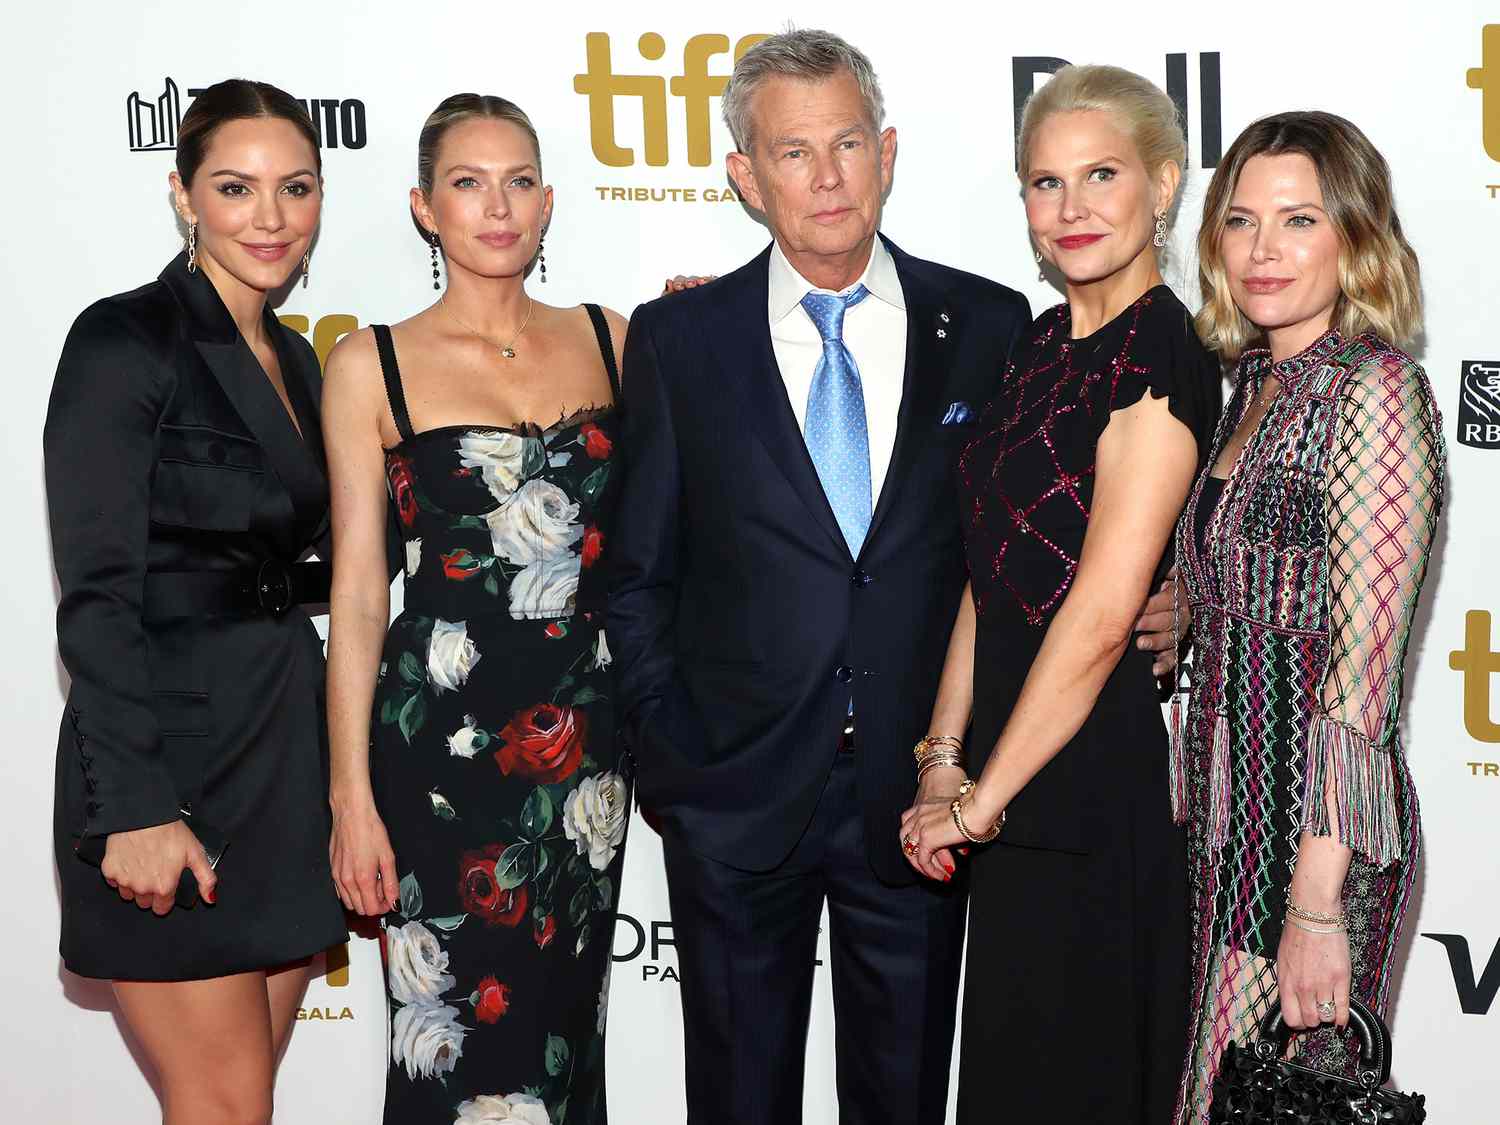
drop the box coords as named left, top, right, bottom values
left=936, top=328, right=947, bottom=339
left=940, top=312, right=951, bottom=323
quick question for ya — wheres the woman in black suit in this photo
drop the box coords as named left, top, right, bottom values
left=46, top=80, right=343, bottom=1124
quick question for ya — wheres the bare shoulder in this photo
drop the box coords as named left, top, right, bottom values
left=598, top=305, right=628, bottom=351
left=323, top=326, right=387, bottom=407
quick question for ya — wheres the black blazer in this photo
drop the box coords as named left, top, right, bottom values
left=47, top=252, right=329, bottom=845
left=608, top=236, right=1030, bottom=884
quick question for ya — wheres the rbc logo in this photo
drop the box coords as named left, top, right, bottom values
left=574, top=32, right=768, bottom=167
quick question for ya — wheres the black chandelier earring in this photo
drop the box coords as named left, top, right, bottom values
left=537, top=238, right=547, bottom=284
left=430, top=237, right=441, bottom=291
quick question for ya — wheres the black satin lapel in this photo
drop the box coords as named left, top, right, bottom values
left=709, top=267, right=849, bottom=560
left=862, top=271, right=948, bottom=552
left=193, top=336, right=329, bottom=538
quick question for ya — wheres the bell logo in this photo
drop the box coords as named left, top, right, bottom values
left=1450, top=611, right=1500, bottom=743
left=574, top=32, right=768, bottom=167
left=1468, top=25, right=1500, bottom=161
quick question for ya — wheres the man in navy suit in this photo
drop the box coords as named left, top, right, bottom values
left=609, top=29, right=1171, bottom=1123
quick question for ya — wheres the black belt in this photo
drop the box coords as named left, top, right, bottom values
left=141, top=560, right=332, bottom=620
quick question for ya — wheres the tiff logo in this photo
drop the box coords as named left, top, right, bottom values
left=1012, top=54, right=1223, bottom=168
left=574, top=31, right=768, bottom=167
left=1423, top=934, right=1500, bottom=1015
left=127, top=78, right=181, bottom=152
left=1468, top=24, right=1500, bottom=162
left=1451, top=610, right=1500, bottom=743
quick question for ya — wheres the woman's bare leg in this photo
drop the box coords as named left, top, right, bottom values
left=114, top=972, right=275, bottom=1125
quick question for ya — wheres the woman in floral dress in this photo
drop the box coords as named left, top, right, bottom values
left=322, top=95, right=629, bottom=1125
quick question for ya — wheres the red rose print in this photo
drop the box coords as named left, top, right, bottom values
left=473, top=975, right=511, bottom=1024
left=441, top=549, right=481, bottom=581
left=580, top=423, right=613, bottom=460
left=387, top=454, right=419, bottom=528
left=544, top=622, right=568, bottom=639
left=581, top=526, right=604, bottom=569
left=493, top=703, right=587, bottom=783
left=533, top=913, right=556, bottom=950
left=457, top=845, right=529, bottom=928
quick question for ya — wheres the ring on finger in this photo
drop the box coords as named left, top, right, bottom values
left=902, top=836, right=918, bottom=857
left=1316, top=1000, right=1336, bottom=1022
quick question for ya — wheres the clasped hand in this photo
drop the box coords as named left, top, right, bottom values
left=899, top=766, right=991, bottom=883
left=101, top=820, right=217, bottom=915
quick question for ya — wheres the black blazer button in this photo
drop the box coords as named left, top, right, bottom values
left=835, top=665, right=853, bottom=683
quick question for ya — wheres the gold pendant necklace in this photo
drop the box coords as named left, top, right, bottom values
left=442, top=295, right=534, bottom=359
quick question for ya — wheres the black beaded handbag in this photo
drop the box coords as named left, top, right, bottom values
left=1208, top=998, right=1426, bottom=1123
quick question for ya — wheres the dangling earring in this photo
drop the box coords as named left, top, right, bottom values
left=301, top=251, right=310, bottom=288
left=1035, top=247, right=1044, bottom=282
left=186, top=222, right=198, bottom=274
left=430, top=237, right=441, bottom=291
left=538, top=238, right=547, bottom=284
left=1153, top=212, right=1168, bottom=248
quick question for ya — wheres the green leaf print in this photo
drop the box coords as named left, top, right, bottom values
left=483, top=572, right=500, bottom=597
left=544, top=1034, right=570, bottom=1078
left=398, top=691, right=427, bottom=744
left=398, top=872, right=422, bottom=919
left=521, top=437, right=547, bottom=478
left=380, top=696, right=402, bottom=725
left=578, top=462, right=612, bottom=503
left=495, top=842, right=533, bottom=890
left=568, top=882, right=592, bottom=928
left=399, top=651, right=424, bottom=685
left=521, top=787, right=555, bottom=838
left=593, top=874, right=614, bottom=911
left=428, top=790, right=458, bottom=820
left=572, top=685, right=600, bottom=707
left=428, top=914, right=467, bottom=932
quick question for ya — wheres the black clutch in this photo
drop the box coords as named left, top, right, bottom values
left=1209, top=998, right=1425, bottom=1123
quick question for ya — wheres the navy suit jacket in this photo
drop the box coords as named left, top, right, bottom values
left=608, top=235, right=1030, bottom=884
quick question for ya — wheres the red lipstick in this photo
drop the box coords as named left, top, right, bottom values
left=1055, top=234, right=1105, bottom=251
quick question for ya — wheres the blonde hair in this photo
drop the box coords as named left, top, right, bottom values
left=1196, top=111, right=1422, bottom=361
left=416, top=93, right=541, bottom=197
left=1017, top=64, right=1185, bottom=212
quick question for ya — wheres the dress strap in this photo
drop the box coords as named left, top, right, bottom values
left=371, top=324, right=416, bottom=443
left=583, top=304, right=621, bottom=400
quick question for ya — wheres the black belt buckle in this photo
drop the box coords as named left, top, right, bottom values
left=255, top=558, right=294, bottom=615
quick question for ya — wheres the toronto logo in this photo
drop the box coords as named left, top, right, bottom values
left=127, top=78, right=181, bottom=152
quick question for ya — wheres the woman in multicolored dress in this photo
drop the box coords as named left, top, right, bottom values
left=1171, top=112, right=1444, bottom=1122
left=321, top=95, right=629, bottom=1125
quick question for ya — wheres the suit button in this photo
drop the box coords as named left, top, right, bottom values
left=835, top=665, right=853, bottom=683
left=851, top=570, right=871, bottom=587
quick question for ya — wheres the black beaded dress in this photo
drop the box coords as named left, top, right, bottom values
left=370, top=307, right=629, bottom=1125
left=953, top=286, right=1220, bottom=1122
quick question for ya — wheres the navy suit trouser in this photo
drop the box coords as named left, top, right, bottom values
left=661, top=748, right=968, bottom=1125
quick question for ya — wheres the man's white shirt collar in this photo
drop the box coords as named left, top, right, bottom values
left=767, top=236, right=905, bottom=325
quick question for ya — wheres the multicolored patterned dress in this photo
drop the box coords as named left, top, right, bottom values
left=368, top=308, right=629, bottom=1125
left=1171, top=329, right=1445, bottom=1122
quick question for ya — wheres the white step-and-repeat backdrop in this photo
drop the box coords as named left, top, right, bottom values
left=4, top=2, right=1496, bottom=1120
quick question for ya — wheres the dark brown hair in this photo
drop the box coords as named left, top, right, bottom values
left=175, top=79, right=321, bottom=187
left=1196, top=111, right=1422, bottom=360
left=416, top=93, right=541, bottom=197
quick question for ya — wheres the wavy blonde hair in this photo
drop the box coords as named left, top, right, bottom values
left=1196, top=111, right=1422, bottom=361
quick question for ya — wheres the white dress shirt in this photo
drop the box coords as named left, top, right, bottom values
left=767, top=237, right=908, bottom=504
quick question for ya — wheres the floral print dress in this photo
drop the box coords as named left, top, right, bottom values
left=369, top=310, right=629, bottom=1125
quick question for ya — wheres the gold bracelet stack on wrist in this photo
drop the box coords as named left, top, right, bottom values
left=913, top=734, right=965, bottom=780
left=1285, top=896, right=1346, bottom=935
left=951, top=778, right=1003, bottom=844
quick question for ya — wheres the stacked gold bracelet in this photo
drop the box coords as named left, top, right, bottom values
left=1285, top=897, right=1346, bottom=935
left=951, top=779, right=1003, bottom=844
left=913, top=734, right=965, bottom=780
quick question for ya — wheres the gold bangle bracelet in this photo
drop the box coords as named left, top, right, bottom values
left=950, top=789, right=1003, bottom=844
left=1285, top=916, right=1345, bottom=936
left=913, top=735, right=964, bottom=763
left=1285, top=898, right=1345, bottom=926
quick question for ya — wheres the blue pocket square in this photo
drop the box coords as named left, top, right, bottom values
left=940, top=401, right=974, bottom=425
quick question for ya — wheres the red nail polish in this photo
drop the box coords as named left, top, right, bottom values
left=204, top=886, right=216, bottom=904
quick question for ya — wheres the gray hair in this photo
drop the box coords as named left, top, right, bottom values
left=721, top=29, right=885, bottom=153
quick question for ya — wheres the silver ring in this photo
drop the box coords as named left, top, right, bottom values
left=1316, top=1000, right=1336, bottom=1022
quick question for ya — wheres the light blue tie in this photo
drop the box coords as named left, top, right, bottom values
left=801, top=285, right=872, bottom=555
